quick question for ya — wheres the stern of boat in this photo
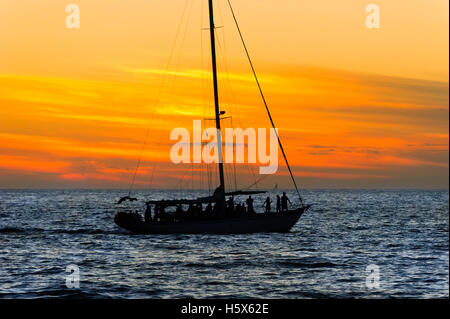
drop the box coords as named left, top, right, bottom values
left=114, top=211, right=142, bottom=232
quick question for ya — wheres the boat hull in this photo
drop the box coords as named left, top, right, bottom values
left=114, top=209, right=305, bottom=234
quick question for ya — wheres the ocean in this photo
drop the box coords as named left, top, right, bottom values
left=0, top=189, right=448, bottom=298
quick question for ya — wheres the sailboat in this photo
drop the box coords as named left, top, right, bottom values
left=114, top=0, right=311, bottom=234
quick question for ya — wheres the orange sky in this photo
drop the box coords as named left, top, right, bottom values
left=0, top=0, right=448, bottom=189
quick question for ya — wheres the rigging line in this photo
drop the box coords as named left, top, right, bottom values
left=215, top=20, right=238, bottom=192
left=200, top=1, right=211, bottom=194
left=172, top=0, right=195, bottom=191
left=226, top=0, right=304, bottom=205
left=174, top=0, right=195, bottom=73
left=213, top=14, right=257, bottom=191
left=244, top=174, right=268, bottom=190
left=148, top=141, right=162, bottom=188
left=212, top=30, right=232, bottom=193
left=191, top=161, right=194, bottom=191
left=200, top=5, right=214, bottom=195
left=231, top=118, right=238, bottom=191
left=200, top=0, right=205, bottom=193
left=128, top=0, right=190, bottom=195
left=214, top=28, right=260, bottom=191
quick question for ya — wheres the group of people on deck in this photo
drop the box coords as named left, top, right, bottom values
left=227, top=192, right=291, bottom=216
left=264, top=192, right=292, bottom=213
left=143, top=192, right=292, bottom=223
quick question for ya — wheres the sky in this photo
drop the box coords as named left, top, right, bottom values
left=0, top=0, right=448, bottom=189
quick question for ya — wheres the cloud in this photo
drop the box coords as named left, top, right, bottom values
left=0, top=65, right=447, bottom=189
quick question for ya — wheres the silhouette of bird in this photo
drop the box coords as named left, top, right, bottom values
left=117, top=196, right=138, bottom=205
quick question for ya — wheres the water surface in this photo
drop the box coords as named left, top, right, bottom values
left=0, top=189, right=448, bottom=298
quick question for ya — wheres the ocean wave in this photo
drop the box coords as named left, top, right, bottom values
left=0, top=227, right=122, bottom=235
left=0, top=289, right=109, bottom=299
left=0, top=227, right=25, bottom=233
left=278, top=258, right=337, bottom=269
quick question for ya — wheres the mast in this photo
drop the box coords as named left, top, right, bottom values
left=208, top=0, right=226, bottom=197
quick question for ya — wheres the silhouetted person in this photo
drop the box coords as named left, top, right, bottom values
left=154, top=204, right=161, bottom=222
left=144, top=203, right=152, bottom=223
left=227, top=196, right=234, bottom=211
left=264, top=197, right=271, bottom=213
left=195, top=203, right=202, bottom=218
left=276, top=195, right=281, bottom=213
left=281, top=192, right=291, bottom=212
left=205, top=203, right=213, bottom=216
left=158, top=205, right=169, bottom=222
left=246, top=196, right=254, bottom=214
left=213, top=203, right=223, bottom=218
left=236, top=203, right=242, bottom=216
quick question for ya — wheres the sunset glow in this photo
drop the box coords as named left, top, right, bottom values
left=0, top=0, right=448, bottom=189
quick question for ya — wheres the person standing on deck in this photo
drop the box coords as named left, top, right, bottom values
left=246, top=196, right=254, bottom=214
left=195, top=203, right=202, bottom=218
left=205, top=202, right=213, bottom=217
left=144, top=203, right=152, bottom=223
left=227, top=196, right=234, bottom=212
left=187, top=203, right=194, bottom=216
left=175, top=205, right=183, bottom=219
left=236, top=203, right=242, bottom=216
left=264, top=197, right=271, bottom=213
left=154, top=204, right=160, bottom=222
left=276, top=195, right=281, bottom=213
left=281, top=192, right=292, bottom=212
